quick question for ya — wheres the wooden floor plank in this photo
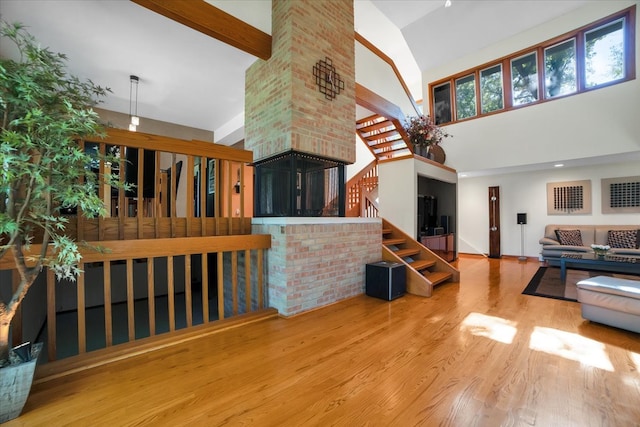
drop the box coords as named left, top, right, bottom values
left=7, top=256, right=640, bottom=426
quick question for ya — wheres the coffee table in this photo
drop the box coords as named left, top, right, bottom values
left=559, top=252, right=640, bottom=283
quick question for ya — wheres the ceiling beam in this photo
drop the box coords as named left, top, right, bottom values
left=131, top=0, right=272, bottom=60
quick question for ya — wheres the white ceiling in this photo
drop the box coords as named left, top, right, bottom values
left=1, top=0, right=588, bottom=146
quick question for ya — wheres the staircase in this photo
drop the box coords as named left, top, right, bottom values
left=356, top=114, right=413, bottom=161
left=381, top=218, right=459, bottom=297
left=346, top=160, right=379, bottom=217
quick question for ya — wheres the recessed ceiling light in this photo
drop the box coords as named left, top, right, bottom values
left=554, top=163, right=564, bottom=168
left=460, top=173, right=468, bottom=177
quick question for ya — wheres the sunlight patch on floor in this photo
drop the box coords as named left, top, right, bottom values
left=461, top=312, right=517, bottom=344
left=529, top=327, right=614, bottom=371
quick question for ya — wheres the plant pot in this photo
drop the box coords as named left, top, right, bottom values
left=0, top=342, right=43, bottom=423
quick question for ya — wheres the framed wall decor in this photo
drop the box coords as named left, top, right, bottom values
left=546, top=180, right=592, bottom=215
left=601, top=176, right=640, bottom=214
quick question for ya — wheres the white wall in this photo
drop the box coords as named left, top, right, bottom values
left=379, top=158, right=457, bottom=237
left=355, top=41, right=417, bottom=118
left=458, top=160, right=640, bottom=258
left=423, top=1, right=640, bottom=175
left=346, top=134, right=376, bottom=181
left=419, top=1, right=640, bottom=257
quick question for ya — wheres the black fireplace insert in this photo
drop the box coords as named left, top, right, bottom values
left=254, top=151, right=345, bottom=217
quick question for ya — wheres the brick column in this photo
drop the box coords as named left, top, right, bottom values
left=245, top=0, right=355, bottom=164
left=247, top=1, right=378, bottom=316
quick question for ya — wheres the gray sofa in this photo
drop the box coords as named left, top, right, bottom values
left=540, top=224, right=640, bottom=260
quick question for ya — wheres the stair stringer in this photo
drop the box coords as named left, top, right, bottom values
left=382, top=246, right=434, bottom=297
left=381, top=218, right=460, bottom=297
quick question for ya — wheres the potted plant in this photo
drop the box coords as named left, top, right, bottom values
left=0, top=22, right=112, bottom=422
left=403, top=114, right=450, bottom=160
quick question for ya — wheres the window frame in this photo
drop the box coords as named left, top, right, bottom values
left=480, top=63, right=504, bottom=114
left=428, top=6, right=635, bottom=125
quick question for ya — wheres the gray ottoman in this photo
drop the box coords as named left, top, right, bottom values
left=576, top=276, right=640, bottom=333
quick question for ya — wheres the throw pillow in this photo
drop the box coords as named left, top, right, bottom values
left=555, top=229, right=583, bottom=246
left=607, top=229, right=638, bottom=249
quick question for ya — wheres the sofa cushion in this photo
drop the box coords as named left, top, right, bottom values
left=556, top=229, right=583, bottom=246
left=607, top=229, right=639, bottom=249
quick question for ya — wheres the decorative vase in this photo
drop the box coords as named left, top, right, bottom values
left=429, top=144, right=446, bottom=164
left=593, top=249, right=608, bottom=258
left=0, top=342, right=43, bottom=423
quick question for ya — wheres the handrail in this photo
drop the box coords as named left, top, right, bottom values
left=346, top=161, right=378, bottom=217
left=355, top=32, right=421, bottom=117
left=346, top=159, right=377, bottom=190
left=102, top=128, right=252, bottom=163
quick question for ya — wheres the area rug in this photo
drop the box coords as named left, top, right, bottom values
left=522, top=267, right=640, bottom=302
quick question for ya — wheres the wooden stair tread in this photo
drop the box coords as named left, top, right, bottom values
left=369, top=138, right=404, bottom=150
left=393, top=248, right=420, bottom=258
left=365, top=129, right=399, bottom=141
left=357, top=121, right=393, bottom=133
left=383, top=238, right=406, bottom=246
left=382, top=228, right=392, bottom=235
left=410, top=259, right=436, bottom=271
left=423, top=271, right=453, bottom=286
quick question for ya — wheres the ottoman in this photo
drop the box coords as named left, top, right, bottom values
left=576, top=276, right=640, bottom=333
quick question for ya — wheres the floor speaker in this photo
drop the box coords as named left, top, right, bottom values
left=365, top=261, right=406, bottom=301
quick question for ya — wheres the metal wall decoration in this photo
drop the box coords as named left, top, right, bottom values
left=601, top=176, right=640, bottom=214
left=312, top=57, right=344, bottom=100
left=546, top=180, right=592, bottom=215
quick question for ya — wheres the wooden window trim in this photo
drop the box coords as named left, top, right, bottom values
left=428, top=5, right=636, bottom=125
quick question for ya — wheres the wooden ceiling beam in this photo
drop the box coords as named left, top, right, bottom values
left=131, top=0, right=272, bottom=60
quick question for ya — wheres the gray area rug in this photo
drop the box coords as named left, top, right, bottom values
left=523, top=267, right=640, bottom=302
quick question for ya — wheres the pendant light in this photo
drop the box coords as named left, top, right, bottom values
left=129, top=75, right=140, bottom=132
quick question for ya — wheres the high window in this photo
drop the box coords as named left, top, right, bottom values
left=429, top=6, right=635, bottom=125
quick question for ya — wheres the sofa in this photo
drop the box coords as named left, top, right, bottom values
left=539, top=224, right=640, bottom=260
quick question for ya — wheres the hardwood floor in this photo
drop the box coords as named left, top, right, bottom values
left=7, top=256, right=640, bottom=426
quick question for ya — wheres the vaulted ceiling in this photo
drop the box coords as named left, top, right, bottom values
left=0, top=0, right=588, bottom=144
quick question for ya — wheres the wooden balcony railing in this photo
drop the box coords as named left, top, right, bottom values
left=0, top=128, right=272, bottom=369
left=65, top=128, right=254, bottom=242
left=1, top=234, right=271, bottom=363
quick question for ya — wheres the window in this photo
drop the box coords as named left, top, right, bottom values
left=433, top=82, right=452, bottom=125
left=511, top=52, right=539, bottom=106
left=480, top=64, right=503, bottom=113
left=585, top=18, right=625, bottom=87
left=455, top=74, right=476, bottom=119
left=544, top=39, right=576, bottom=98
left=428, top=6, right=635, bottom=123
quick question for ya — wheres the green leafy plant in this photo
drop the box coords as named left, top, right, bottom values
left=0, top=22, right=114, bottom=365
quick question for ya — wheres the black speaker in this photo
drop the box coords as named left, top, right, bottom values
left=365, top=261, right=406, bottom=301
left=517, top=213, right=527, bottom=224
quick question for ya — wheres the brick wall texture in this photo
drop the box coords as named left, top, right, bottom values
left=245, top=0, right=356, bottom=164
left=253, top=221, right=381, bottom=316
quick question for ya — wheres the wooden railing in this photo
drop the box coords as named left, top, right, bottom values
left=346, top=160, right=378, bottom=217
left=63, top=128, right=254, bottom=242
left=0, top=128, right=273, bottom=365
left=1, top=234, right=271, bottom=362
